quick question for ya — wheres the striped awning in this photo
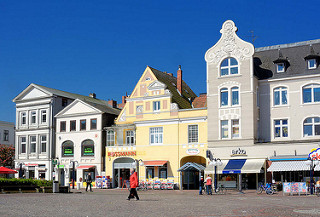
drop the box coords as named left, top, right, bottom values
left=267, top=160, right=320, bottom=172
left=205, top=159, right=265, bottom=174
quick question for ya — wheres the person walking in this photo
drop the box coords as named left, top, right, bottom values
left=86, top=173, right=93, bottom=192
left=127, top=169, right=139, bottom=201
left=199, top=176, right=204, bottom=195
left=205, top=175, right=212, bottom=195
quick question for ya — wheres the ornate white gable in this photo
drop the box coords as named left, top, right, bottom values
left=205, top=20, right=254, bottom=65
left=148, top=80, right=167, bottom=90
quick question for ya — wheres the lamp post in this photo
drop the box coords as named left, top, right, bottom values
left=209, top=158, right=222, bottom=193
left=132, top=159, right=144, bottom=183
left=69, top=160, right=78, bottom=189
left=306, top=156, right=319, bottom=195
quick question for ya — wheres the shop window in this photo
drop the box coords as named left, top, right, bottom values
left=303, top=84, right=320, bottom=103
left=274, top=119, right=288, bottom=138
left=126, top=130, right=135, bottom=145
left=159, top=166, right=167, bottom=179
left=303, top=117, right=320, bottom=137
left=188, top=125, right=198, bottom=143
left=220, top=57, right=238, bottom=76
left=82, top=139, right=94, bottom=156
left=274, top=87, right=288, bottom=106
left=150, top=127, right=163, bottom=145
left=62, top=140, right=74, bottom=157
left=146, top=167, right=154, bottom=179
left=106, top=131, right=115, bottom=146
left=90, top=119, right=97, bottom=130
left=84, top=170, right=95, bottom=181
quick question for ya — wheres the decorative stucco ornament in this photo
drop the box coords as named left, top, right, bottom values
left=205, top=20, right=254, bottom=65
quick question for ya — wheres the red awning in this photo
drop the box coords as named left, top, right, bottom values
left=0, top=166, right=18, bottom=174
left=143, top=160, right=168, bottom=167
left=76, top=165, right=95, bottom=169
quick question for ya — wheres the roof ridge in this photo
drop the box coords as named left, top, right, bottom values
left=255, top=39, right=320, bottom=52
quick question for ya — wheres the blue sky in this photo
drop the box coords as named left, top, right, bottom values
left=1, top=0, right=319, bottom=123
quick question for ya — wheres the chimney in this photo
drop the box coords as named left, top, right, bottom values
left=177, top=65, right=182, bottom=95
left=122, top=95, right=127, bottom=104
left=89, top=93, right=96, bottom=99
left=108, top=99, right=117, bottom=108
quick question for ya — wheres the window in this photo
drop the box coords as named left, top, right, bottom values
left=220, top=58, right=238, bottom=76
left=188, top=125, right=198, bottom=143
left=303, top=84, right=320, bottom=103
left=62, top=98, right=68, bottom=107
left=221, top=120, right=228, bottom=139
left=40, top=135, right=47, bottom=153
left=303, top=117, right=320, bottom=137
left=150, top=127, right=163, bottom=145
left=20, top=137, right=26, bottom=154
left=308, top=59, right=317, bottom=69
left=126, top=130, right=135, bottom=145
left=274, top=119, right=288, bottom=138
left=82, top=139, right=94, bottom=156
left=21, top=112, right=26, bottom=125
left=70, top=120, right=76, bottom=131
left=30, top=111, right=37, bottom=125
left=276, top=63, right=285, bottom=73
left=62, top=140, right=74, bottom=157
left=80, top=120, right=86, bottom=131
left=153, top=101, right=160, bottom=112
left=3, top=130, right=9, bottom=141
left=274, top=87, right=288, bottom=106
left=232, top=120, right=239, bottom=138
left=40, top=110, right=47, bottom=124
left=30, top=136, right=36, bottom=153
left=90, top=119, right=97, bottom=130
left=231, top=87, right=239, bottom=105
left=60, top=121, right=66, bottom=132
left=106, top=131, right=115, bottom=146
left=220, top=88, right=228, bottom=107
left=159, top=165, right=167, bottom=179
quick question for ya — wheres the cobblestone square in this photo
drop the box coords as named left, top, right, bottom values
left=1, top=189, right=320, bottom=217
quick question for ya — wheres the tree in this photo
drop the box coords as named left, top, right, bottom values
left=0, top=145, right=15, bottom=167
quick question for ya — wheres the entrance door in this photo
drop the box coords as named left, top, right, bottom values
left=183, top=170, right=199, bottom=190
left=60, top=169, right=65, bottom=186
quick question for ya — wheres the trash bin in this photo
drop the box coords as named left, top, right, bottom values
left=53, top=181, right=59, bottom=193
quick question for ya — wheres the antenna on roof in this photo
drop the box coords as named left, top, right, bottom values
left=249, top=30, right=257, bottom=44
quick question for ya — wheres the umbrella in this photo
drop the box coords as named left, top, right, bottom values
left=0, top=166, right=18, bottom=174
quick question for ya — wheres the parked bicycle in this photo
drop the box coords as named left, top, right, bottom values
left=256, top=183, right=274, bottom=195
left=215, top=184, right=227, bottom=194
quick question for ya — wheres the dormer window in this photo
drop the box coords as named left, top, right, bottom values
left=308, top=59, right=317, bottom=69
left=276, top=63, right=285, bottom=73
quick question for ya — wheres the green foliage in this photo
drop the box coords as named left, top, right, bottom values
left=0, top=178, right=53, bottom=187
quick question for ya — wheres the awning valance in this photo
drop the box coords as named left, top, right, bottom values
left=143, top=160, right=168, bottom=167
left=223, top=159, right=246, bottom=174
left=205, top=159, right=265, bottom=174
left=76, top=165, right=95, bottom=169
left=177, top=162, right=206, bottom=172
left=267, top=161, right=318, bottom=172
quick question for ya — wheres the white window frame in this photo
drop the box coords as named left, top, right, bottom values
left=303, top=117, right=320, bottom=137
left=126, top=130, right=135, bottom=146
left=29, top=135, right=37, bottom=153
left=188, top=125, right=198, bottom=143
left=3, top=130, right=9, bottom=141
left=276, top=63, right=285, bottom=73
left=231, top=87, right=239, bottom=106
left=303, top=84, right=320, bottom=104
left=221, top=120, right=229, bottom=139
left=20, top=136, right=27, bottom=154
left=220, top=86, right=240, bottom=107
left=40, top=135, right=47, bottom=153
left=274, top=119, right=289, bottom=138
left=231, top=120, right=240, bottom=138
left=308, top=59, right=317, bottom=69
left=273, top=87, right=288, bottom=106
left=20, top=112, right=27, bottom=126
left=40, top=110, right=47, bottom=124
left=220, top=57, right=239, bottom=76
left=153, top=101, right=160, bottom=112
left=106, top=131, right=115, bottom=146
left=220, top=88, right=228, bottom=107
left=150, top=127, right=163, bottom=145
left=221, top=119, right=240, bottom=139
left=30, top=111, right=37, bottom=125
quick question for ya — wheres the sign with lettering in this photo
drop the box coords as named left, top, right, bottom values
left=63, top=148, right=73, bottom=156
left=231, top=148, right=247, bottom=156
left=83, top=146, right=94, bottom=156
left=108, top=151, right=136, bottom=157
left=186, top=148, right=200, bottom=155
left=309, top=148, right=320, bottom=160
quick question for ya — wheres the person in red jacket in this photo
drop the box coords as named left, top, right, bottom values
left=127, top=169, right=139, bottom=201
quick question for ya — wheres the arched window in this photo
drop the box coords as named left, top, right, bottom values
left=303, top=84, right=320, bottom=103
left=62, top=140, right=74, bottom=157
left=303, top=117, right=320, bottom=137
left=231, top=87, right=239, bottom=105
left=274, top=87, right=287, bottom=106
left=220, top=88, right=228, bottom=107
left=82, top=139, right=94, bottom=156
left=220, top=58, right=238, bottom=76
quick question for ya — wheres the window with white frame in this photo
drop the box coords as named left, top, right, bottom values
left=126, top=130, right=135, bottom=145
left=303, top=84, right=320, bottom=103
left=276, top=63, right=285, bottom=73
left=150, top=127, right=163, bottom=144
left=82, top=139, right=94, bottom=156
left=220, top=58, right=238, bottom=76
left=20, top=136, right=26, bottom=154
left=106, top=131, right=115, bottom=146
left=153, top=101, right=160, bottom=112
left=220, top=88, right=228, bottom=107
left=231, top=87, right=239, bottom=106
left=30, top=111, right=37, bottom=125
left=21, top=112, right=27, bottom=125
left=188, top=125, right=198, bottom=143
left=308, top=59, right=317, bottom=69
left=274, top=87, right=288, bottom=106
left=303, top=117, right=320, bottom=137
left=274, top=119, right=288, bottom=138
left=30, top=136, right=36, bottom=153
left=40, top=135, right=47, bottom=153
left=62, top=140, right=74, bottom=157
left=3, top=130, right=9, bottom=141
left=40, top=110, right=47, bottom=124
left=221, top=120, right=229, bottom=139
left=232, top=120, right=240, bottom=138
left=220, top=87, right=239, bottom=107
left=221, top=119, right=240, bottom=139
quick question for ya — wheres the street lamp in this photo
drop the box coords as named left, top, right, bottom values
left=69, top=160, right=78, bottom=189
left=132, top=159, right=144, bottom=183
left=306, top=156, right=319, bottom=195
left=209, top=158, right=222, bottom=193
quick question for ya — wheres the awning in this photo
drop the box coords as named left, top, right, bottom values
left=267, top=161, right=311, bottom=172
left=0, top=167, right=18, bottom=174
left=177, top=162, right=206, bottom=172
left=143, top=160, right=168, bottom=167
left=204, top=159, right=265, bottom=174
left=204, top=160, right=228, bottom=174
left=223, top=159, right=246, bottom=174
left=241, top=159, right=265, bottom=173
left=76, top=165, right=95, bottom=169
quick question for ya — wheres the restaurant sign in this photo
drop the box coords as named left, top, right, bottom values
left=186, top=148, right=200, bottom=155
left=108, top=151, right=136, bottom=157
left=309, top=148, right=320, bottom=160
left=231, top=148, right=247, bottom=157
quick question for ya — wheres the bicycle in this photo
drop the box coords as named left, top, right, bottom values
left=256, top=183, right=274, bottom=195
left=215, top=184, right=227, bottom=194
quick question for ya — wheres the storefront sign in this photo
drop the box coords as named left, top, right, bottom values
left=84, top=147, right=94, bottom=156
left=108, top=151, right=136, bottom=157
left=309, top=148, right=320, bottom=160
left=186, top=148, right=200, bottom=155
left=231, top=148, right=247, bottom=157
left=57, top=165, right=65, bottom=168
left=63, top=148, right=74, bottom=156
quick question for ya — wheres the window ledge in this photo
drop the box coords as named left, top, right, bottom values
left=219, top=105, right=241, bottom=109
left=272, top=105, right=290, bottom=109
left=301, top=102, right=320, bottom=106
left=218, top=74, right=242, bottom=79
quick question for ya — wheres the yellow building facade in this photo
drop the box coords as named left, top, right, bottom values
left=105, top=66, right=207, bottom=189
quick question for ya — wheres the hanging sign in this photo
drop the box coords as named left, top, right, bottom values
left=186, top=148, right=200, bottom=155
